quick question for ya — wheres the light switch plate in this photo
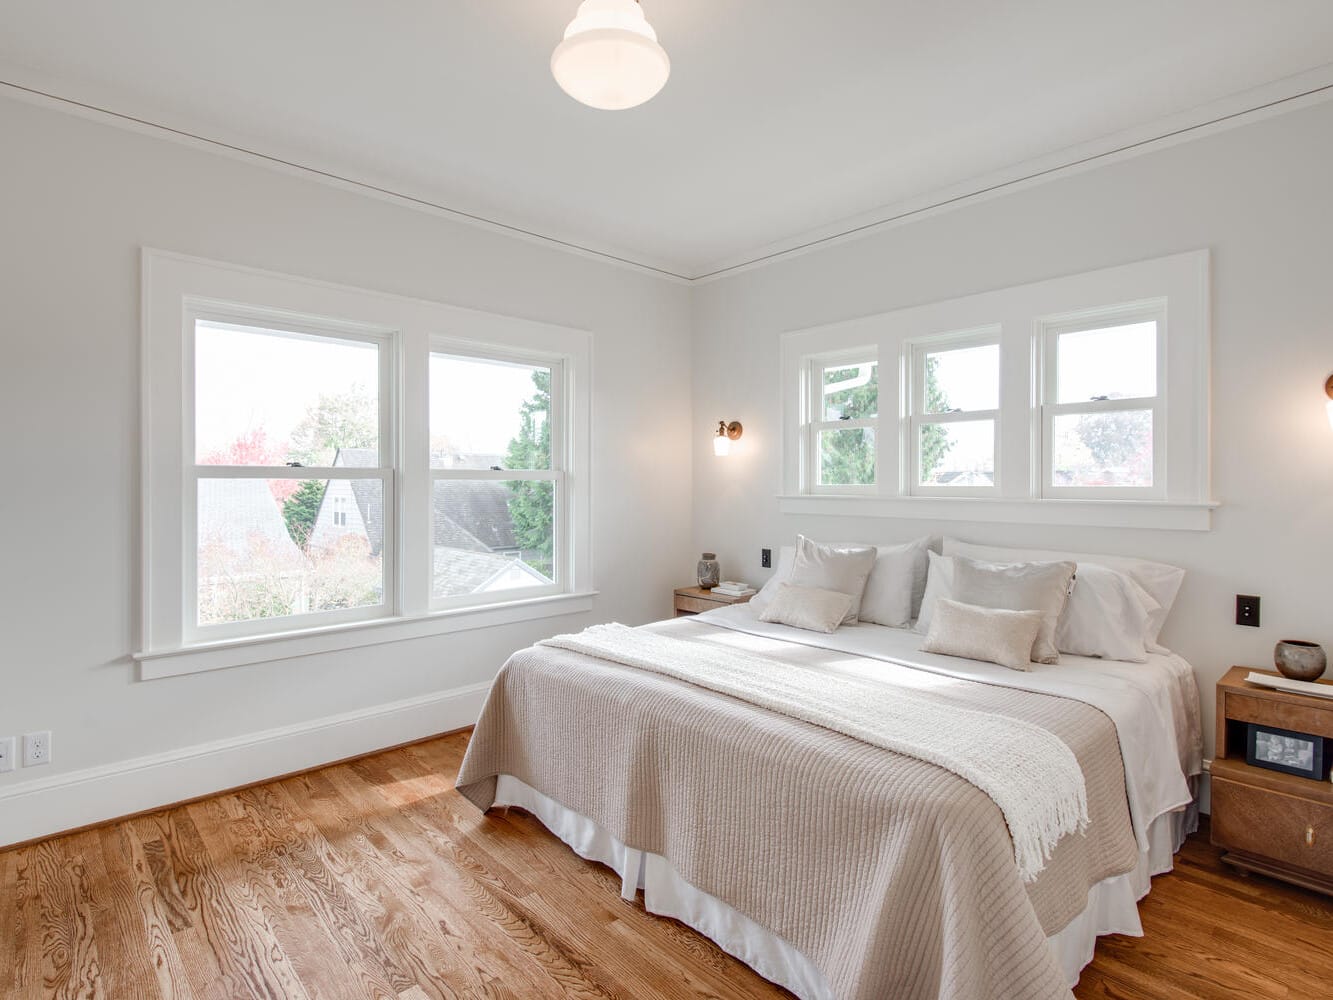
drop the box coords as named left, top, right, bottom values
left=0, top=736, right=15, bottom=773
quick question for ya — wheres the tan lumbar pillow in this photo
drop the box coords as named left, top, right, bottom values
left=757, top=583, right=855, bottom=634
left=921, top=599, right=1046, bottom=672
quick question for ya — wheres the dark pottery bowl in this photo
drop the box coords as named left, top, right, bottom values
left=1275, top=640, right=1327, bottom=682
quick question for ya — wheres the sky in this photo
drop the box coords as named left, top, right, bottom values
left=194, top=321, right=542, bottom=462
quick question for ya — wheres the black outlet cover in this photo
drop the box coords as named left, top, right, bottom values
left=761, top=548, right=772, bottom=569
left=1236, top=595, right=1261, bottom=628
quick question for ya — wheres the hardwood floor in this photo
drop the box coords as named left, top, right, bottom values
left=3, top=732, right=1332, bottom=1000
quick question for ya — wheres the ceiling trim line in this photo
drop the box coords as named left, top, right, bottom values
left=0, top=78, right=694, bottom=284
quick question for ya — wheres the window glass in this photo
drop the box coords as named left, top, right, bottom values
left=818, top=427, right=875, bottom=486
left=1051, top=411, right=1153, bottom=488
left=196, top=477, right=384, bottom=625
left=195, top=321, right=379, bottom=467
left=822, top=362, right=877, bottom=420
left=918, top=420, right=995, bottom=487
left=1056, top=322, right=1156, bottom=403
left=922, top=344, right=999, bottom=413
left=430, top=355, right=551, bottom=470
left=432, top=479, right=555, bottom=597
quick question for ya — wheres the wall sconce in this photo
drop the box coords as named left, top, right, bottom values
left=714, top=420, right=743, bottom=456
left=1326, top=374, right=1333, bottom=431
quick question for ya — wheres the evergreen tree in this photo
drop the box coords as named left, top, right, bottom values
left=283, top=479, right=327, bottom=548
left=920, top=355, right=953, bottom=483
left=504, top=371, right=554, bottom=578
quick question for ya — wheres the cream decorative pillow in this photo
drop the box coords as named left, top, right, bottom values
left=787, top=535, right=877, bottom=623
left=950, top=555, right=1076, bottom=665
left=757, top=584, right=855, bottom=634
left=857, top=537, right=934, bottom=629
left=921, top=599, right=1046, bottom=672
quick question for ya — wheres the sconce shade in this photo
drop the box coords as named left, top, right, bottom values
left=714, top=419, right=742, bottom=456
left=1326, top=374, right=1333, bottom=431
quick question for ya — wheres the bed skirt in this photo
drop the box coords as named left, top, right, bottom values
left=492, top=774, right=1198, bottom=998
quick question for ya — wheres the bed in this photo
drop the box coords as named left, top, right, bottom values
left=456, top=596, right=1201, bottom=1000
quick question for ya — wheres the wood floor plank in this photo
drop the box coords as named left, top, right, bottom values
left=4, top=731, right=1333, bottom=1000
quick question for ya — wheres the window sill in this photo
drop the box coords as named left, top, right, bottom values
left=776, top=494, right=1217, bottom=531
left=134, top=591, right=598, bottom=680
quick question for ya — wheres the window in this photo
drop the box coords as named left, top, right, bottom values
left=141, top=251, right=592, bottom=676
left=909, top=333, right=999, bottom=495
left=780, top=250, right=1212, bottom=530
left=804, top=352, right=878, bottom=491
left=1041, top=306, right=1164, bottom=498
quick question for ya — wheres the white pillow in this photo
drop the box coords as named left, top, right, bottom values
left=950, top=555, right=1076, bottom=665
left=942, top=538, right=1184, bottom=649
left=921, top=599, right=1046, bottom=673
left=758, top=584, right=854, bottom=634
left=1056, top=563, right=1161, bottom=662
left=858, top=537, right=934, bottom=629
left=913, top=550, right=956, bottom=635
left=788, top=535, right=877, bottom=623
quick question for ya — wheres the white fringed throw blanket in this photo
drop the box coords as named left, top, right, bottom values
left=541, top=622, right=1088, bottom=881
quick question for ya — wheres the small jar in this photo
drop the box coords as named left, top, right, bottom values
left=697, top=552, right=720, bottom=589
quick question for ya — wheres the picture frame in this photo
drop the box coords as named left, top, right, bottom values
left=1245, top=722, right=1331, bottom=781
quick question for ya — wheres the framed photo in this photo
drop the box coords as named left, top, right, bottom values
left=1246, top=723, right=1331, bottom=780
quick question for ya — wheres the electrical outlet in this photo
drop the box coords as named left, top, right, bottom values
left=0, top=736, right=15, bottom=774
left=761, top=548, right=772, bottom=569
left=1236, top=595, right=1261, bottom=628
left=23, top=731, right=51, bottom=767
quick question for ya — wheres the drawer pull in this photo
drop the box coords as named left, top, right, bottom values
left=1307, top=825, right=1316, bottom=848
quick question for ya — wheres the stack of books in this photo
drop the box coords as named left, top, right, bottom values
left=711, top=581, right=755, bottom=598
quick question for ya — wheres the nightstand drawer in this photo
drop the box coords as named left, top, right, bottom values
left=1226, top=692, right=1333, bottom=740
left=675, top=594, right=723, bottom=615
left=1212, top=776, right=1333, bottom=876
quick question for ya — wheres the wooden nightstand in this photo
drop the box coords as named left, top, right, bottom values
left=1212, top=666, right=1333, bottom=895
left=674, top=586, right=753, bottom=617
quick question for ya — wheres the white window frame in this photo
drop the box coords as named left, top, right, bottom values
left=802, top=348, right=879, bottom=495
left=429, top=342, right=567, bottom=610
left=138, top=249, right=594, bottom=679
left=1039, top=301, right=1167, bottom=501
left=905, top=329, right=1001, bottom=498
left=779, top=249, right=1213, bottom=531
left=183, top=308, right=397, bottom=644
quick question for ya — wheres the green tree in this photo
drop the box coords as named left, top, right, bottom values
left=289, top=386, right=377, bottom=466
left=818, top=360, right=953, bottom=485
left=1075, top=408, right=1152, bottom=477
left=282, top=479, right=327, bottom=549
left=505, top=371, right=554, bottom=578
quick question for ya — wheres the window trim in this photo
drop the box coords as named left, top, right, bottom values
left=905, top=328, right=1002, bottom=499
left=139, top=248, right=594, bottom=676
left=778, top=249, right=1213, bottom=531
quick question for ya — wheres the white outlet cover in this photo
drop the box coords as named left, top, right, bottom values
left=23, top=730, right=51, bottom=767
left=0, top=736, right=15, bottom=773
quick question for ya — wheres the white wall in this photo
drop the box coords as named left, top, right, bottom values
left=692, top=98, right=1333, bottom=766
left=0, top=97, right=693, bottom=843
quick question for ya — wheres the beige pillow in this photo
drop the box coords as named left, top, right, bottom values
left=857, top=537, right=934, bottom=629
left=921, top=599, right=1046, bottom=672
left=788, top=535, right=877, bottom=623
left=950, top=555, right=1076, bottom=664
left=757, top=584, right=854, bottom=634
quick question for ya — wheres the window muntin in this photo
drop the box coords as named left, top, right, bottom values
left=186, top=315, right=393, bottom=641
left=804, top=354, right=878, bottom=492
left=429, top=347, right=564, bottom=609
left=909, top=335, right=1000, bottom=495
left=1042, top=308, right=1165, bottom=498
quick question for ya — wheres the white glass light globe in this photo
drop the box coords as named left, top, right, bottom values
left=551, top=0, right=670, bottom=111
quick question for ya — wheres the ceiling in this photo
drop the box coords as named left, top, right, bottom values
left=3, top=1, right=1332, bottom=279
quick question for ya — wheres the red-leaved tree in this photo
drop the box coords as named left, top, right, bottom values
left=201, top=428, right=296, bottom=502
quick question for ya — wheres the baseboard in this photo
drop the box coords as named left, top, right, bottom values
left=0, top=681, right=490, bottom=848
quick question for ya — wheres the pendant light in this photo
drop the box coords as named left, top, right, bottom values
left=551, top=0, right=670, bottom=111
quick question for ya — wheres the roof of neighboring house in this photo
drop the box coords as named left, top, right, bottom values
left=432, top=547, right=550, bottom=598
left=328, top=447, right=519, bottom=556
left=197, top=478, right=304, bottom=565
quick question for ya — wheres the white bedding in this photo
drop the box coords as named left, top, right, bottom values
left=693, top=603, right=1202, bottom=851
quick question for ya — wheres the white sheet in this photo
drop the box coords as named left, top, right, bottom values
left=684, top=604, right=1202, bottom=851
